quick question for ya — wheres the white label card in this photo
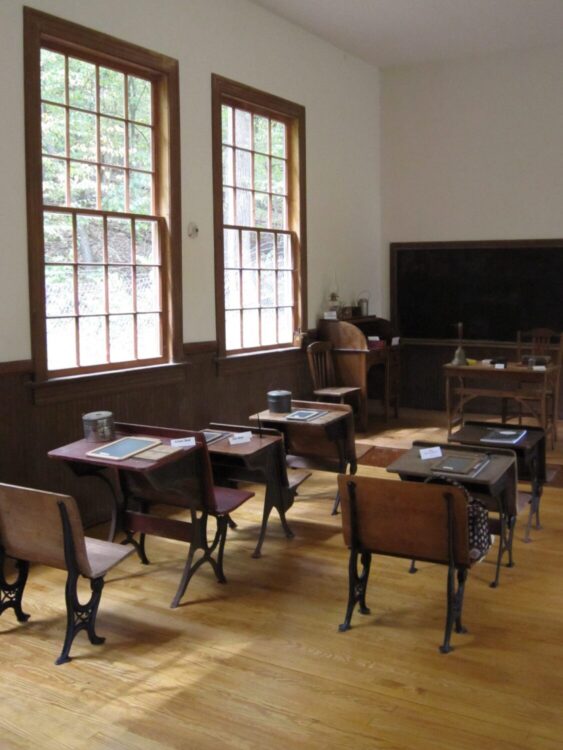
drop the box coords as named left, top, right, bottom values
left=494, top=363, right=505, bottom=369
left=170, top=437, right=196, bottom=448
left=420, top=446, right=442, bottom=460
left=392, top=336, right=400, bottom=346
left=532, top=365, right=546, bottom=371
left=228, top=431, right=253, bottom=445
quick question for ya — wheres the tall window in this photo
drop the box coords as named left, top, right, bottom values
left=24, top=9, right=182, bottom=378
left=212, top=75, right=306, bottom=355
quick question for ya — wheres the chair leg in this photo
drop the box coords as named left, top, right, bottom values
left=338, top=550, right=371, bottom=632
left=0, top=551, right=30, bottom=623
left=170, top=516, right=228, bottom=609
left=440, top=564, right=468, bottom=653
left=56, top=571, right=105, bottom=665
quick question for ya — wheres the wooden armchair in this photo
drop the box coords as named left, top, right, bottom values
left=515, top=328, right=562, bottom=446
left=307, top=341, right=362, bottom=422
left=337, top=475, right=473, bottom=653
left=0, top=483, right=134, bottom=665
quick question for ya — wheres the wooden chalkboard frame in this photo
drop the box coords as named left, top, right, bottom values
left=390, top=239, right=563, bottom=343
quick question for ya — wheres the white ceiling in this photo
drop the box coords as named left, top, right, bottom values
left=249, top=0, right=563, bottom=67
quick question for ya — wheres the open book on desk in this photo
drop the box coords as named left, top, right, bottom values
left=480, top=428, right=526, bottom=445
left=431, top=453, right=490, bottom=477
left=286, top=409, right=328, bottom=421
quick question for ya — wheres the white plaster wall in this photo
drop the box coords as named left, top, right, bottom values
left=0, top=0, right=382, bottom=361
left=381, top=45, right=563, bottom=314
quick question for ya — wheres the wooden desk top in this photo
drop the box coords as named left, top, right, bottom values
left=444, top=362, right=557, bottom=377
left=386, top=445, right=515, bottom=487
left=48, top=432, right=199, bottom=474
left=249, top=407, right=347, bottom=428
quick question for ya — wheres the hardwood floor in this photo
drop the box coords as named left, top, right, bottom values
left=1, top=411, right=562, bottom=749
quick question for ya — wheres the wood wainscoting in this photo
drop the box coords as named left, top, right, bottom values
left=0, top=346, right=310, bottom=528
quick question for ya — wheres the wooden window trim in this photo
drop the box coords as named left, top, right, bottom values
left=212, top=74, right=307, bottom=358
left=24, top=7, right=183, bottom=382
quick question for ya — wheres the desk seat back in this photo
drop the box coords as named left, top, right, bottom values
left=115, top=424, right=217, bottom=513
left=338, top=475, right=471, bottom=567
left=284, top=400, right=356, bottom=464
left=0, top=483, right=93, bottom=576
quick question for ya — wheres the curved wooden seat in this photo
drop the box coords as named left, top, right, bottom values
left=337, top=475, right=473, bottom=653
left=0, top=483, right=134, bottom=665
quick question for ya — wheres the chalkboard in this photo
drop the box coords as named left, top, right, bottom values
left=391, top=241, right=563, bottom=341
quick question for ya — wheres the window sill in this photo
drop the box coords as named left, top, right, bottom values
left=215, top=347, right=305, bottom=375
left=29, top=362, right=189, bottom=406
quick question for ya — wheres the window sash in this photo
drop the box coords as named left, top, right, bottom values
left=212, top=76, right=306, bottom=356
left=24, top=8, right=182, bottom=379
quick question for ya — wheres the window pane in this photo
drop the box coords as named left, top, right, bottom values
left=235, top=149, right=251, bottom=189
left=261, top=307, right=277, bottom=345
left=276, top=234, right=292, bottom=269
left=69, top=110, right=96, bottom=162
left=225, top=310, right=241, bottom=351
left=77, top=215, right=104, bottom=263
left=108, top=266, right=133, bottom=312
left=278, top=307, right=293, bottom=343
left=235, top=189, right=252, bottom=225
left=99, top=67, right=125, bottom=117
left=260, top=270, right=276, bottom=306
left=222, top=146, right=234, bottom=186
left=278, top=271, right=293, bottom=306
left=242, top=309, right=259, bottom=348
left=42, top=103, right=66, bottom=156
left=109, top=314, right=135, bottom=362
left=254, top=154, right=269, bottom=192
left=128, top=76, right=152, bottom=124
left=79, top=316, right=106, bottom=365
left=225, top=270, right=240, bottom=309
left=135, top=220, right=159, bottom=264
left=68, top=58, right=96, bottom=111
left=260, top=232, right=275, bottom=268
left=254, top=193, right=269, bottom=228
left=78, top=266, right=105, bottom=314
left=271, top=121, right=286, bottom=157
left=101, top=167, right=126, bottom=212
left=100, top=117, right=125, bottom=166
left=44, top=213, right=73, bottom=262
left=242, top=270, right=259, bottom=308
left=221, top=105, right=233, bottom=145
left=107, top=218, right=132, bottom=263
left=224, top=229, right=239, bottom=268
left=129, top=123, right=152, bottom=170
left=70, top=161, right=97, bottom=208
left=241, top=231, right=258, bottom=268
left=223, top=187, right=234, bottom=224
left=271, top=158, right=286, bottom=195
left=253, top=115, right=269, bottom=153
left=45, top=265, right=75, bottom=315
left=41, top=50, right=65, bottom=104
left=46, top=318, right=76, bottom=370
left=137, top=313, right=161, bottom=358
left=129, top=171, right=152, bottom=214
left=136, top=267, right=160, bottom=311
left=271, top=195, right=286, bottom=230
left=42, top=157, right=66, bottom=206
left=235, top=109, right=251, bottom=149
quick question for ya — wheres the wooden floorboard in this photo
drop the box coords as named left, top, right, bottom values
left=1, top=411, right=562, bottom=749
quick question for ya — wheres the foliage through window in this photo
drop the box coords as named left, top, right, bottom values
left=25, top=9, right=181, bottom=378
left=213, top=76, right=306, bottom=354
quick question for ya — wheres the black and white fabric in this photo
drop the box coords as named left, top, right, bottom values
left=424, top=476, right=492, bottom=562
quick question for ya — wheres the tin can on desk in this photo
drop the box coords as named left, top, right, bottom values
left=267, top=390, right=292, bottom=413
left=82, top=411, right=115, bottom=442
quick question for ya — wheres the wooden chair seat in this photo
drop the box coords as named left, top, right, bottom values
left=0, top=483, right=134, bottom=665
